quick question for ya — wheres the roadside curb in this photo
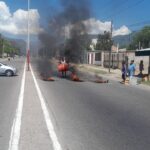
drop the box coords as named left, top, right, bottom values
left=77, top=64, right=150, bottom=91
left=77, top=64, right=121, bottom=81
left=0, top=58, right=7, bottom=62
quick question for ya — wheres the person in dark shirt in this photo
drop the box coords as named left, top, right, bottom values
left=121, top=60, right=127, bottom=83
left=139, top=60, right=144, bottom=76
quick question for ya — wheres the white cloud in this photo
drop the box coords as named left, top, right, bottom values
left=113, top=25, right=131, bottom=36
left=0, top=1, right=11, bottom=21
left=83, top=18, right=111, bottom=34
left=0, top=1, right=42, bottom=35
left=83, top=18, right=131, bottom=37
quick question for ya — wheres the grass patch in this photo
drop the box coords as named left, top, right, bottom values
left=80, top=67, right=107, bottom=74
left=142, top=80, right=150, bottom=86
left=93, top=69, right=107, bottom=74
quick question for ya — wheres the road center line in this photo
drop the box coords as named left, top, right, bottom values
left=8, top=62, right=26, bottom=150
left=30, top=64, right=62, bottom=150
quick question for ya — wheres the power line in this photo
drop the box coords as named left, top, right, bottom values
left=100, top=0, right=130, bottom=17
left=111, top=0, right=130, bottom=10
left=106, top=0, right=145, bottom=19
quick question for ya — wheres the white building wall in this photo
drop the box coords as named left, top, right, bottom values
left=128, top=54, right=149, bottom=73
left=89, top=53, right=92, bottom=64
left=101, top=52, right=104, bottom=67
left=93, top=53, right=95, bottom=65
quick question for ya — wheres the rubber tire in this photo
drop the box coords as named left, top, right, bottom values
left=5, top=70, right=13, bottom=77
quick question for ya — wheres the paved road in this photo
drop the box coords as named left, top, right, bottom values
left=1, top=58, right=150, bottom=150
left=0, top=58, right=25, bottom=150
left=37, top=71, right=150, bottom=150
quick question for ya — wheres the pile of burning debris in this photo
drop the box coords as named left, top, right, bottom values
left=41, top=75, right=55, bottom=81
left=39, top=60, right=109, bottom=84
left=57, top=61, right=83, bottom=82
left=37, top=0, right=108, bottom=84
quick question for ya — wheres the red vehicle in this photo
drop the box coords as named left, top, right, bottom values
left=57, top=63, right=69, bottom=77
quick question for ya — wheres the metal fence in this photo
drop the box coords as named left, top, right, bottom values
left=103, top=52, right=128, bottom=69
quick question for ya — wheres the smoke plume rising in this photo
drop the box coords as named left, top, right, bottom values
left=37, top=0, right=91, bottom=77
left=39, top=0, right=91, bottom=60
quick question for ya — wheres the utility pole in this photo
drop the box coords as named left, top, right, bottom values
left=27, top=0, right=30, bottom=71
left=139, top=41, right=141, bottom=50
left=108, top=20, right=113, bottom=73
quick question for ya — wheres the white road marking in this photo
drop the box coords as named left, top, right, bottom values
left=30, top=65, right=62, bottom=150
left=8, top=62, right=26, bottom=150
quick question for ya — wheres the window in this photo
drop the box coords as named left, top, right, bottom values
left=95, top=53, right=101, bottom=61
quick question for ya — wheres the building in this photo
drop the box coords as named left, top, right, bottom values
left=87, top=49, right=150, bottom=74
left=87, top=50, right=104, bottom=66
left=135, top=48, right=150, bottom=75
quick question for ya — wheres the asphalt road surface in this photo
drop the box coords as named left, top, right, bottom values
left=0, top=58, right=150, bottom=150
left=0, top=58, right=25, bottom=150
left=37, top=72, right=150, bottom=150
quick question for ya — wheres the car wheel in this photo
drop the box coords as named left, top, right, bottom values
left=5, top=70, right=13, bottom=77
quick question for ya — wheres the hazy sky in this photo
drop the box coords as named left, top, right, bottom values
left=0, top=0, right=150, bottom=38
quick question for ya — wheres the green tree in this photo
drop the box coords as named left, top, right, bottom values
left=3, top=41, right=12, bottom=56
left=0, top=34, right=20, bottom=57
left=96, top=31, right=112, bottom=51
left=128, top=26, right=150, bottom=50
left=0, top=38, right=19, bottom=56
left=0, top=34, right=3, bottom=57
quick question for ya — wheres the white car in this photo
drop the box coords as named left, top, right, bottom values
left=0, top=62, right=17, bottom=76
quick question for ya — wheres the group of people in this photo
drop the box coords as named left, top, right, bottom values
left=121, top=60, right=144, bottom=84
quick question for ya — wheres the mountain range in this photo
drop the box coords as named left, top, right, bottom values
left=5, top=37, right=40, bottom=56
left=2, top=31, right=137, bottom=55
left=88, top=32, right=137, bottom=48
left=113, top=32, right=137, bottom=47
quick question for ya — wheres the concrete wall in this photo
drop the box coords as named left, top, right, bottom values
left=127, top=52, right=149, bottom=73
left=87, top=50, right=149, bottom=73
left=87, top=52, right=101, bottom=65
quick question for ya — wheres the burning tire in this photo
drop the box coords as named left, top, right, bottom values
left=42, top=77, right=55, bottom=81
left=70, top=73, right=83, bottom=82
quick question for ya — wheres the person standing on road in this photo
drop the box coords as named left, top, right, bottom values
left=61, top=57, right=66, bottom=64
left=139, top=60, right=144, bottom=76
left=128, top=60, right=136, bottom=81
left=121, top=60, right=127, bottom=84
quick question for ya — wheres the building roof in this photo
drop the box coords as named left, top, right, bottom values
left=135, top=48, right=150, bottom=56
left=87, top=50, right=102, bottom=53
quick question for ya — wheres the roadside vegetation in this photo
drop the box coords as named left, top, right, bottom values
left=142, top=80, right=150, bottom=86
left=78, top=65, right=107, bottom=74
left=88, top=25, right=150, bottom=51
left=128, top=26, right=150, bottom=50
left=0, top=34, right=20, bottom=57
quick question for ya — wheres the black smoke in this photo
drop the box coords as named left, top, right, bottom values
left=39, top=0, right=91, bottom=60
left=37, top=0, right=91, bottom=77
